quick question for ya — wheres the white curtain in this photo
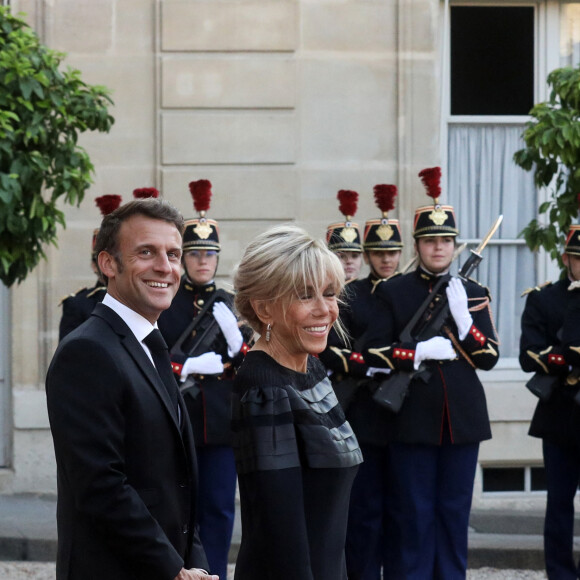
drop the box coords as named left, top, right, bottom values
left=447, top=124, right=537, bottom=359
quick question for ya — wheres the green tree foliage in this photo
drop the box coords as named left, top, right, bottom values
left=0, top=7, right=114, bottom=287
left=514, top=67, right=580, bottom=271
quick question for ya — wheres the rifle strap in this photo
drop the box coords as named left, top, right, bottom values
left=467, top=295, right=489, bottom=311
left=468, top=296, right=500, bottom=344
left=442, top=325, right=476, bottom=369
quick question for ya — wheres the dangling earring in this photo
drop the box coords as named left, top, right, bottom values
left=265, top=323, right=272, bottom=342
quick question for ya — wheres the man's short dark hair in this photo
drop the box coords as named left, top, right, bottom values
left=94, top=199, right=184, bottom=282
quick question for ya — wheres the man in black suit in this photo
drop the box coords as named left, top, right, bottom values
left=46, top=198, right=218, bottom=580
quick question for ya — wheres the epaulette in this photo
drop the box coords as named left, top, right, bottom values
left=520, top=280, right=551, bottom=297
left=58, top=286, right=87, bottom=307
left=371, top=272, right=401, bottom=294
left=467, top=277, right=491, bottom=298
left=86, top=285, right=106, bottom=298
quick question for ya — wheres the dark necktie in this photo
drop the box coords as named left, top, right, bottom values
left=144, top=329, right=179, bottom=418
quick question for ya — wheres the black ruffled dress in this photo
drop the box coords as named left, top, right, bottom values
left=232, top=350, right=363, bottom=580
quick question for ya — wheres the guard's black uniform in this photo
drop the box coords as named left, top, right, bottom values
left=320, top=274, right=396, bottom=444
left=363, top=267, right=499, bottom=579
left=365, top=268, right=498, bottom=444
left=319, top=278, right=371, bottom=408
left=158, top=276, right=251, bottom=580
left=158, top=276, right=251, bottom=446
left=58, top=282, right=106, bottom=341
left=522, top=278, right=580, bottom=579
left=320, top=273, right=399, bottom=580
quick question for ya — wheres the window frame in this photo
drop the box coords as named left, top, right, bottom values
left=441, top=0, right=567, bottom=368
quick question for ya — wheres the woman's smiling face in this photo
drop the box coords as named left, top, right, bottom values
left=265, top=279, right=339, bottom=372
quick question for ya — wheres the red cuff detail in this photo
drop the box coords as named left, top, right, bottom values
left=393, top=348, right=414, bottom=360
left=469, top=325, right=486, bottom=346
left=241, top=342, right=250, bottom=355
left=548, top=353, right=566, bottom=366
left=171, top=362, right=183, bottom=376
left=349, top=352, right=365, bottom=364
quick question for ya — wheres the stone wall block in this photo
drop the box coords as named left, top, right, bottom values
left=13, top=431, right=56, bottom=494
left=162, top=57, right=296, bottom=109
left=161, top=1, right=297, bottom=52
left=480, top=422, right=542, bottom=464
left=46, top=0, right=114, bottom=53
left=302, top=3, right=396, bottom=52
left=162, top=112, right=296, bottom=164
left=300, top=59, right=397, bottom=163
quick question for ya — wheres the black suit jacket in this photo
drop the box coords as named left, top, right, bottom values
left=46, top=303, right=208, bottom=580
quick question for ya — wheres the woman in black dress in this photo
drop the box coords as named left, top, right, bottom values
left=232, top=224, right=363, bottom=580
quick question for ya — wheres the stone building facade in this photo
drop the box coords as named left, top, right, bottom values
left=2, top=0, right=577, bottom=511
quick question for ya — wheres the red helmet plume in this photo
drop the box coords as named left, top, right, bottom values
left=418, top=167, right=442, bottom=202
left=337, top=190, right=358, bottom=219
left=95, top=195, right=122, bottom=216
left=189, top=179, right=212, bottom=214
left=373, top=184, right=397, bottom=215
left=133, top=187, right=159, bottom=199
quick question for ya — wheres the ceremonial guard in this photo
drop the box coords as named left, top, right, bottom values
left=58, top=194, right=122, bottom=341
left=320, top=190, right=366, bottom=406
left=362, top=184, right=403, bottom=282
left=363, top=167, right=499, bottom=579
left=326, top=189, right=364, bottom=282
left=340, top=184, right=404, bottom=580
left=158, top=179, right=251, bottom=580
left=522, top=221, right=580, bottom=580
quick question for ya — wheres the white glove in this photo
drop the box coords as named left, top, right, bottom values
left=569, top=280, right=580, bottom=292
left=414, top=337, right=455, bottom=370
left=180, top=352, right=224, bottom=380
left=446, top=277, right=473, bottom=340
left=213, top=301, right=244, bottom=357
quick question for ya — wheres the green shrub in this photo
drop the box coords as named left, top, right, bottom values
left=514, top=66, right=580, bottom=271
left=0, top=7, right=114, bottom=287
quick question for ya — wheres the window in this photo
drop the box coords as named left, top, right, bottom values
left=482, top=466, right=547, bottom=493
left=447, top=3, right=538, bottom=359
left=450, top=6, right=534, bottom=116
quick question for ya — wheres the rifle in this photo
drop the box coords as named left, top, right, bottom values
left=372, top=215, right=503, bottom=413
left=169, top=288, right=230, bottom=396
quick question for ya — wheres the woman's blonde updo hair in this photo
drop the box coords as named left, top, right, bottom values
left=234, top=224, right=346, bottom=334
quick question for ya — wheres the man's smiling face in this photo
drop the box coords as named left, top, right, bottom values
left=99, top=214, right=182, bottom=323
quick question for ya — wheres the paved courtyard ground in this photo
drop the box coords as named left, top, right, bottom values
left=0, top=562, right=549, bottom=579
